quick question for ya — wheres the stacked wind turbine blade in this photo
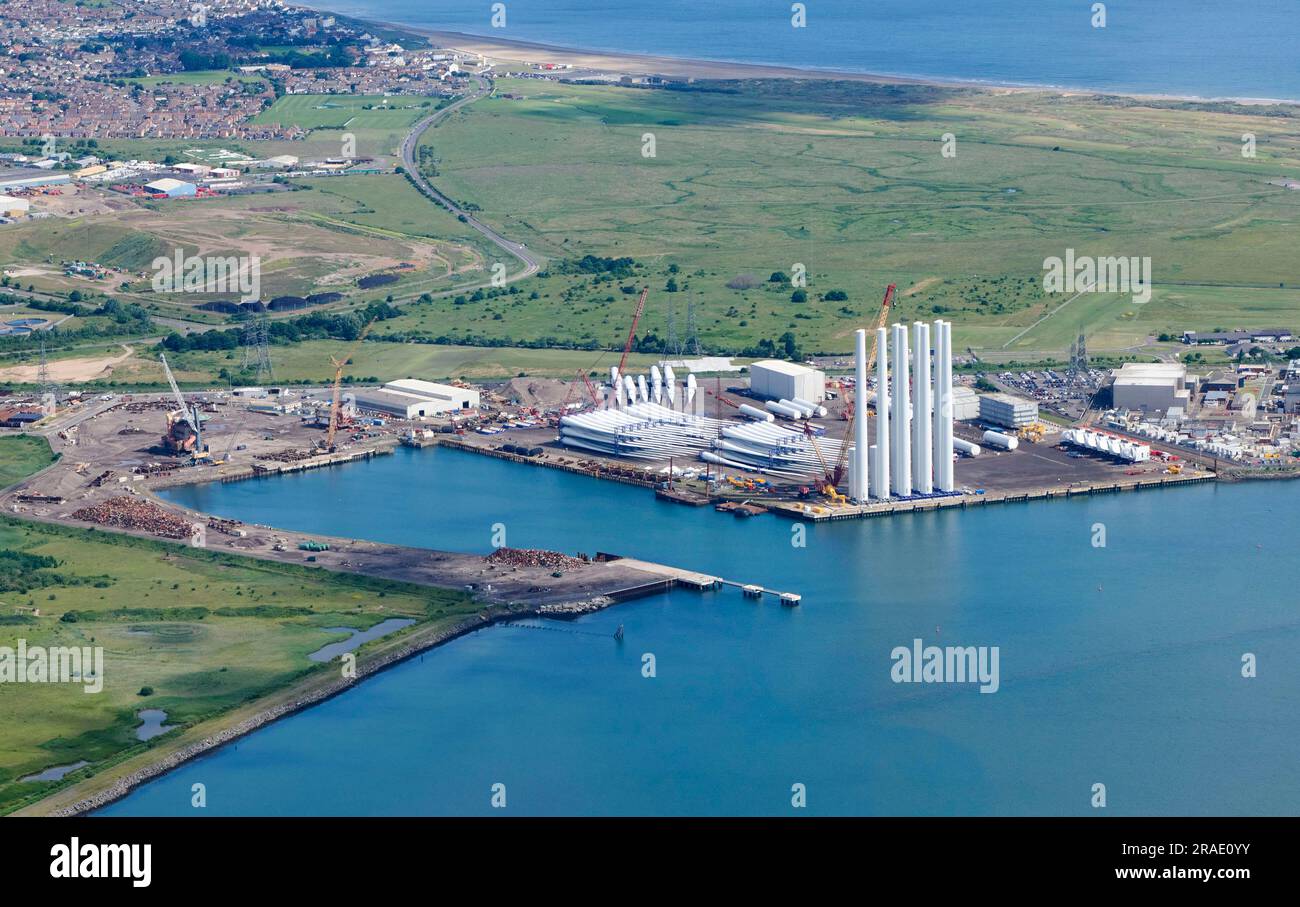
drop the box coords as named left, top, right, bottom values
left=706, top=421, right=843, bottom=479
left=559, top=402, right=728, bottom=459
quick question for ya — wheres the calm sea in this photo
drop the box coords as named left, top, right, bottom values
left=316, top=0, right=1300, bottom=100
left=96, top=446, right=1300, bottom=815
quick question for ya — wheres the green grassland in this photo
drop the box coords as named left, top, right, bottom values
left=402, top=77, right=1300, bottom=358
left=0, top=515, right=474, bottom=815
left=107, top=338, right=666, bottom=385
left=0, top=174, right=493, bottom=317
left=0, top=436, right=57, bottom=490
left=128, top=70, right=269, bottom=89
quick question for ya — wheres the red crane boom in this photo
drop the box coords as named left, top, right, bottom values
left=616, top=287, right=649, bottom=380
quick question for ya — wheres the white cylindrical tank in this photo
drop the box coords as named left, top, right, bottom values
left=982, top=430, right=1019, bottom=450
left=737, top=404, right=775, bottom=422
left=766, top=400, right=806, bottom=420
left=953, top=438, right=982, bottom=457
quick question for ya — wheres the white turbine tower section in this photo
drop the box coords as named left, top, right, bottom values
left=872, top=326, right=890, bottom=499
left=686, top=373, right=697, bottom=410
left=664, top=365, right=677, bottom=406
left=636, top=374, right=649, bottom=404
left=912, top=321, right=933, bottom=494
left=610, top=365, right=620, bottom=388
left=615, top=377, right=627, bottom=408
left=651, top=366, right=663, bottom=404
left=890, top=324, right=911, bottom=496
left=850, top=328, right=869, bottom=502
left=623, top=375, right=637, bottom=406
left=933, top=320, right=955, bottom=492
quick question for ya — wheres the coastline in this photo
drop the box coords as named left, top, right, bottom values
left=311, top=6, right=1300, bottom=106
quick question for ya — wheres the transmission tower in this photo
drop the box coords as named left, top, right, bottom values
left=37, top=340, right=57, bottom=414
left=241, top=318, right=273, bottom=383
left=685, top=299, right=702, bottom=357
left=666, top=296, right=680, bottom=358
left=1076, top=332, right=1088, bottom=371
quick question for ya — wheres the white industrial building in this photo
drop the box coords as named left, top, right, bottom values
left=1111, top=363, right=1193, bottom=412
left=979, top=392, right=1039, bottom=429
left=950, top=386, right=979, bottom=421
left=748, top=360, right=826, bottom=403
left=354, top=379, right=480, bottom=418
left=0, top=194, right=30, bottom=217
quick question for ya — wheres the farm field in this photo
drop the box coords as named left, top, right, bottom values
left=0, top=516, right=473, bottom=815
left=406, top=77, right=1300, bottom=359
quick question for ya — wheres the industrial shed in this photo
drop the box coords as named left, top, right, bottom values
left=748, top=360, right=826, bottom=403
left=354, top=379, right=480, bottom=419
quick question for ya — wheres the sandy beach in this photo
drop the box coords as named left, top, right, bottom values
left=309, top=7, right=1300, bottom=106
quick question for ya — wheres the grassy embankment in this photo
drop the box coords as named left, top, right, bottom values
left=0, top=515, right=474, bottom=816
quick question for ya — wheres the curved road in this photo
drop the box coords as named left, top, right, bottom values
left=400, top=75, right=541, bottom=286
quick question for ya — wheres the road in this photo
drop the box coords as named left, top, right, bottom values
left=399, top=75, right=541, bottom=286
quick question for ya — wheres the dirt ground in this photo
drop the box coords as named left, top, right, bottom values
left=0, top=344, right=135, bottom=383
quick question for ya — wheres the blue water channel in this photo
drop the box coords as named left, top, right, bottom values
left=96, top=445, right=1300, bottom=815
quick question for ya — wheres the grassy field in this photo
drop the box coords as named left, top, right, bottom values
left=401, top=77, right=1300, bottom=359
left=101, top=339, right=667, bottom=385
left=0, top=174, right=493, bottom=316
left=0, top=436, right=56, bottom=489
left=0, top=515, right=474, bottom=815
left=127, top=70, right=269, bottom=89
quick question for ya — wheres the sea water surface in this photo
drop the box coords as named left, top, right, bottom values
left=98, top=446, right=1300, bottom=816
left=317, top=0, right=1300, bottom=101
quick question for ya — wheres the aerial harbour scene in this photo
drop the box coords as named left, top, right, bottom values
left=0, top=0, right=1297, bottom=863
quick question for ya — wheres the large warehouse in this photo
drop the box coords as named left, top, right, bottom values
left=1110, top=363, right=1193, bottom=412
left=354, top=379, right=480, bottom=419
left=979, top=392, right=1038, bottom=429
left=748, top=360, right=826, bottom=403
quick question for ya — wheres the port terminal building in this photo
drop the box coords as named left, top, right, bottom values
left=354, top=379, right=480, bottom=419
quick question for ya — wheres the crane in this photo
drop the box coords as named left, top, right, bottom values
left=324, top=316, right=377, bottom=451
left=615, top=287, right=649, bottom=383
left=159, top=352, right=202, bottom=458
left=829, top=283, right=895, bottom=494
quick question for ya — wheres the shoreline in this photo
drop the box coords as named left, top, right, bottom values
left=312, top=5, right=1300, bottom=106
left=18, top=593, right=628, bottom=817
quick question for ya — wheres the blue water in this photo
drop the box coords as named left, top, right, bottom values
left=318, top=0, right=1300, bottom=100
left=97, top=446, right=1300, bottom=815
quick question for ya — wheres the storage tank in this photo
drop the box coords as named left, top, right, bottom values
left=982, top=430, right=1019, bottom=450
left=953, top=438, right=982, bottom=457
left=737, top=404, right=775, bottom=422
